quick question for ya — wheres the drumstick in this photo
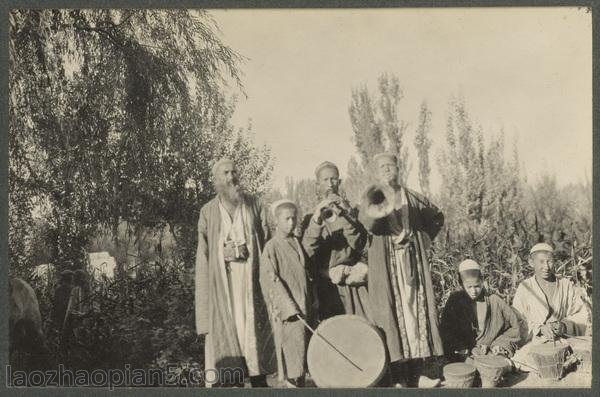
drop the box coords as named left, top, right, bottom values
left=564, top=334, right=589, bottom=341
left=297, top=316, right=364, bottom=372
left=510, top=359, right=540, bottom=374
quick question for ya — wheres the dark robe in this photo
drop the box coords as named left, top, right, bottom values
left=360, top=186, right=444, bottom=363
left=301, top=203, right=370, bottom=321
left=440, top=289, right=523, bottom=360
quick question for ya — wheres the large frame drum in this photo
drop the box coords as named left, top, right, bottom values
left=306, top=315, right=387, bottom=387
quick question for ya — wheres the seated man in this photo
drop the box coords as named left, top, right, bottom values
left=511, top=243, right=588, bottom=371
left=441, top=259, right=522, bottom=362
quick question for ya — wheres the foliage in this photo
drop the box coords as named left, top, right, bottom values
left=431, top=98, right=591, bottom=308
left=29, top=260, right=203, bottom=386
left=347, top=72, right=411, bottom=187
left=413, top=101, right=432, bottom=197
left=9, top=9, right=273, bottom=275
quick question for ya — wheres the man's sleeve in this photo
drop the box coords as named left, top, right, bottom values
left=301, top=218, right=324, bottom=260
left=339, top=212, right=368, bottom=252
left=259, top=246, right=300, bottom=321
left=490, top=299, right=524, bottom=357
left=561, top=281, right=589, bottom=336
left=195, top=207, right=209, bottom=335
left=419, top=196, right=445, bottom=242
left=512, top=285, right=540, bottom=342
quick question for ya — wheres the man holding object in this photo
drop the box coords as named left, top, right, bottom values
left=195, top=158, right=276, bottom=387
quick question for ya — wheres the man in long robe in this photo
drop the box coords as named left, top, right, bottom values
left=195, top=158, right=276, bottom=387
left=359, top=152, right=444, bottom=387
left=301, top=161, right=370, bottom=320
left=511, top=243, right=587, bottom=371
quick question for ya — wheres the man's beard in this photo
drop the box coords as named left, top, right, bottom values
left=216, top=182, right=243, bottom=206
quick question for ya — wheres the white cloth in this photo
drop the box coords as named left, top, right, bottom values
left=214, top=200, right=260, bottom=376
left=392, top=245, right=420, bottom=357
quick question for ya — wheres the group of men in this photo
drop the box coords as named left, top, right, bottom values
left=194, top=153, right=590, bottom=388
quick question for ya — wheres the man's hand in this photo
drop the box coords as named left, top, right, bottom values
left=491, top=345, right=509, bottom=356
left=311, top=197, right=337, bottom=224
left=472, top=344, right=489, bottom=356
left=286, top=313, right=301, bottom=322
left=223, top=241, right=248, bottom=262
left=345, top=262, right=368, bottom=286
left=550, top=321, right=567, bottom=337
left=539, top=324, right=557, bottom=340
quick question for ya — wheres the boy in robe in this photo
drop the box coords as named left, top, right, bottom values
left=260, top=199, right=316, bottom=388
left=440, top=259, right=522, bottom=362
left=511, top=243, right=587, bottom=371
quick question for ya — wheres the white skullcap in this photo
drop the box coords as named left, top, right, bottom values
left=458, top=259, right=481, bottom=273
left=211, top=158, right=235, bottom=176
left=530, top=243, right=554, bottom=255
left=373, top=152, right=398, bottom=164
left=314, top=161, right=339, bottom=178
left=270, top=199, right=297, bottom=218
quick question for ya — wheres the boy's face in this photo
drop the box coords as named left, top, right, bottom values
left=276, top=208, right=298, bottom=236
left=462, top=277, right=484, bottom=300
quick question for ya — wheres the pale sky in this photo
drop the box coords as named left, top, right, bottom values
left=210, top=7, right=592, bottom=192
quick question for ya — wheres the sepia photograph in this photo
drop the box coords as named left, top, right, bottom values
left=6, top=4, right=593, bottom=390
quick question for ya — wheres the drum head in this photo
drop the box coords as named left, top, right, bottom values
left=473, top=355, right=511, bottom=369
left=307, top=315, right=387, bottom=387
left=444, top=362, right=477, bottom=377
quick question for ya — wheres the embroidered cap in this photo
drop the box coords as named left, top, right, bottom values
left=271, top=199, right=297, bottom=218
left=314, top=161, right=339, bottom=178
left=373, top=152, right=398, bottom=164
left=529, top=242, right=554, bottom=255
left=458, top=259, right=481, bottom=273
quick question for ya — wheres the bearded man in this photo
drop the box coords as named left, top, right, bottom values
left=301, top=161, right=370, bottom=320
left=195, top=158, right=276, bottom=387
left=359, top=152, right=444, bottom=387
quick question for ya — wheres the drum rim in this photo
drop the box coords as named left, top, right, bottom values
left=306, top=314, right=387, bottom=388
left=443, top=362, right=477, bottom=377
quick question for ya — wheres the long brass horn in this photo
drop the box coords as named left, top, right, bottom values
left=359, top=184, right=395, bottom=234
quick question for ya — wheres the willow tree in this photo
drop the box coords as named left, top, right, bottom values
left=9, top=9, right=272, bottom=273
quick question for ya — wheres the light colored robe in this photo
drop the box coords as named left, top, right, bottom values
left=511, top=276, right=587, bottom=370
left=195, top=193, right=276, bottom=384
left=512, top=276, right=587, bottom=341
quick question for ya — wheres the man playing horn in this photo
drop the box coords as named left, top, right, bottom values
left=195, top=158, right=276, bottom=387
left=511, top=243, right=588, bottom=371
left=359, top=152, right=444, bottom=387
left=301, top=161, right=370, bottom=320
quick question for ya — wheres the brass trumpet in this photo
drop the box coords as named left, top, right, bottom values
left=359, top=184, right=395, bottom=234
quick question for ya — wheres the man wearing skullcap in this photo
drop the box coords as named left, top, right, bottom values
left=301, top=161, right=370, bottom=320
left=511, top=243, right=588, bottom=371
left=359, top=151, right=444, bottom=387
left=440, top=259, right=523, bottom=362
left=195, top=158, right=275, bottom=387
left=260, top=199, right=317, bottom=387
